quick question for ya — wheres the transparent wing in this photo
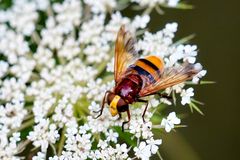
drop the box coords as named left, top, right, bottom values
left=139, top=63, right=202, bottom=97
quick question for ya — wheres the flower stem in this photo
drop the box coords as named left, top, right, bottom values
left=157, top=150, right=164, bottom=160
left=16, top=139, right=31, bottom=154
left=50, top=143, right=57, bottom=155
left=143, top=6, right=153, bottom=15
left=8, top=118, right=35, bottom=136
left=57, top=126, right=66, bottom=156
left=31, top=31, right=41, bottom=44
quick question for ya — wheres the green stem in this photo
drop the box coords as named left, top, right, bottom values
left=185, top=80, right=216, bottom=85
left=143, top=6, right=153, bottom=15
left=8, top=119, right=35, bottom=136
left=58, top=126, right=66, bottom=156
left=23, top=114, right=34, bottom=121
left=155, top=5, right=164, bottom=14
left=47, top=6, right=54, bottom=17
left=50, top=143, right=57, bottom=155
left=16, top=139, right=31, bottom=154
left=93, top=60, right=109, bottom=79
left=157, top=150, right=164, bottom=160
left=189, top=102, right=204, bottom=115
left=191, top=98, right=204, bottom=105
left=174, top=34, right=196, bottom=45
left=31, top=31, right=41, bottom=44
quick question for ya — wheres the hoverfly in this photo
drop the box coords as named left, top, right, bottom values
left=95, top=25, right=201, bottom=131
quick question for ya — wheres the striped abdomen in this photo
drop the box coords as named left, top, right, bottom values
left=131, top=55, right=164, bottom=83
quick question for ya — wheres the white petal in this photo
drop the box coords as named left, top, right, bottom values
left=151, top=145, right=159, bottom=154
left=165, top=124, right=172, bottom=132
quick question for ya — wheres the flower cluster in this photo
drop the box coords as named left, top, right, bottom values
left=0, top=0, right=206, bottom=159
left=131, top=0, right=180, bottom=8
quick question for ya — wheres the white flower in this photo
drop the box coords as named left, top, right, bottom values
left=0, top=78, right=25, bottom=101
left=136, top=22, right=178, bottom=58
left=97, top=140, right=108, bottom=149
left=84, top=0, right=117, bottom=13
left=160, top=97, right=172, bottom=105
left=32, top=152, right=46, bottom=160
left=131, top=15, right=150, bottom=29
left=161, top=112, right=181, bottom=132
left=142, top=122, right=153, bottom=139
left=146, top=137, right=162, bottom=154
left=10, top=57, right=36, bottom=83
left=168, top=0, right=180, bottom=7
left=0, top=61, right=9, bottom=78
left=133, top=141, right=151, bottom=160
left=183, top=45, right=198, bottom=63
left=0, top=131, right=21, bottom=160
left=131, top=0, right=181, bottom=8
left=8, top=0, right=38, bottom=35
left=106, top=58, right=114, bottom=73
left=28, top=119, right=60, bottom=152
left=79, top=124, right=90, bottom=135
left=79, top=14, right=105, bottom=44
left=0, top=29, right=30, bottom=63
left=192, top=70, right=207, bottom=83
left=52, top=96, right=75, bottom=128
left=58, top=36, right=81, bottom=60
left=149, top=98, right=160, bottom=108
left=35, top=0, right=50, bottom=10
left=129, top=119, right=142, bottom=138
left=181, top=87, right=194, bottom=105
left=105, top=129, right=119, bottom=143
left=53, top=0, right=82, bottom=30
left=115, top=143, right=128, bottom=159
left=0, top=99, right=27, bottom=129
left=165, top=83, right=185, bottom=100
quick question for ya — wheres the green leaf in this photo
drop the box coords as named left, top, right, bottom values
left=113, top=127, right=137, bottom=147
left=0, top=0, right=12, bottom=9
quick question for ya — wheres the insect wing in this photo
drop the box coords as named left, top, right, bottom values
left=139, top=63, right=202, bottom=97
left=114, top=25, right=138, bottom=83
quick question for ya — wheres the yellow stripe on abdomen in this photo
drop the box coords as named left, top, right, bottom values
left=135, top=60, right=156, bottom=76
left=144, top=55, right=164, bottom=71
left=134, top=56, right=164, bottom=82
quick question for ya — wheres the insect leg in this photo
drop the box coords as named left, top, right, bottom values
left=94, top=90, right=111, bottom=119
left=118, top=113, right=122, bottom=120
left=158, top=93, right=172, bottom=100
left=146, top=92, right=172, bottom=100
left=122, top=108, right=130, bottom=132
left=137, top=99, right=149, bottom=123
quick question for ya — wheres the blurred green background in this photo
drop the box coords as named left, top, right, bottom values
left=149, top=0, right=240, bottom=159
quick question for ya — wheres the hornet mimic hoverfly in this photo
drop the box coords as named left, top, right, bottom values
left=95, top=25, right=201, bottom=131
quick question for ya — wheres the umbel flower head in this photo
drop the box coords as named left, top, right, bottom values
left=0, top=0, right=207, bottom=159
